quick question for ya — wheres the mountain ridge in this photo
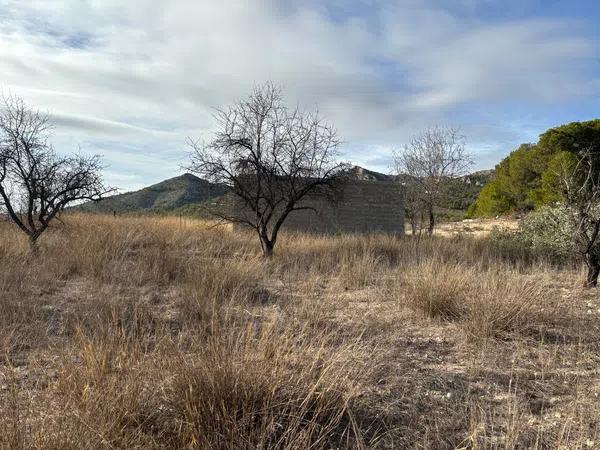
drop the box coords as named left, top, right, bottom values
left=76, top=173, right=228, bottom=214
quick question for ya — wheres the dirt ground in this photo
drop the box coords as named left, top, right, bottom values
left=405, top=218, right=520, bottom=237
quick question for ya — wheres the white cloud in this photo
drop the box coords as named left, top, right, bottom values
left=0, top=0, right=597, bottom=189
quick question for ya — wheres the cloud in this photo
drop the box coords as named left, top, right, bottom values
left=0, top=0, right=597, bottom=189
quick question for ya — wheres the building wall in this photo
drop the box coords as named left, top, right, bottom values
left=234, top=180, right=404, bottom=235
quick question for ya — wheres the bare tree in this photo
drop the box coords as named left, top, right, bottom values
left=187, top=83, right=347, bottom=257
left=0, top=95, right=113, bottom=250
left=401, top=177, right=427, bottom=236
left=394, top=126, right=472, bottom=235
left=552, top=149, right=600, bottom=286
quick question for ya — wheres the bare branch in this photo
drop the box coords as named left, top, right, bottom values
left=556, top=147, right=600, bottom=286
left=0, top=94, right=115, bottom=249
left=393, top=126, right=472, bottom=235
left=186, top=83, right=347, bottom=256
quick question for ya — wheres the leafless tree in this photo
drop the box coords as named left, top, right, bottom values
left=401, top=177, right=427, bottom=236
left=187, top=83, right=347, bottom=257
left=0, top=95, right=114, bottom=250
left=553, top=149, right=600, bottom=286
left=394, top=126, right=472, bottom=235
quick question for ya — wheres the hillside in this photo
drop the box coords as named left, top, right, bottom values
left=77, top=173, right=229, bottom=214
left=444, top=169, right=495, bottom=211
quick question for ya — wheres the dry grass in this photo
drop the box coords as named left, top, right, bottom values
left=400, top=262, right=547, bottom=341
left=1, top=213, right=599, bottom=449
left=432, top=218, right=519, bottom=238
left=402, top=262, right=470, bottom=320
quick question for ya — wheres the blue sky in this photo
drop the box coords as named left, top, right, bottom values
left=0, top=0, right=598, bottom=191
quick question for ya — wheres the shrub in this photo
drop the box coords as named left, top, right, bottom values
left=517, top=206, right=574, bottom=257
left=487, top=206, right=578, bottom=267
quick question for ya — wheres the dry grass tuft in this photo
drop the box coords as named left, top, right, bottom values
left=402, top=261, right=471, bottom=320
left=463, top=274, right=544, bottom=341
left=165, top=324, right=368, bottom=449
left=400, top=261, right=548, bottom=342
left=27, top=323, right=369, bottom=449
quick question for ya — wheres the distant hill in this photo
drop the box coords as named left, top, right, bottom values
left=349, top=166, right=396, bottom=181
left=444, top=169, right=495, bottom=211
left=76, top=173, right=229, bottom=215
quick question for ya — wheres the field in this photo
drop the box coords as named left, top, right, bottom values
left=1, top=214, right=600, bottom=449
left=433, top=218, right=519, bottom=238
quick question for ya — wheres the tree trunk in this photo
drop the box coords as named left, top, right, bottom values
left=262, top=240, right=274, bottom=258
left=586, top=253, right=600, bottom=287
left=28, top=234, right=39, bottom=253
left=405, top=208, right=417, bottom=236
left=259, top=229, right=275, bottom=258
left=427, top=208, right=435, bottom=236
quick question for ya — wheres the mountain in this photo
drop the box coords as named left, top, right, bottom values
left=76, top=173, right=229, bottom=214
left=349, top=166, right=396, bottom=181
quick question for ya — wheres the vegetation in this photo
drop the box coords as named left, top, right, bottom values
left=547, top=149, right=600, bottom=286
left=443, top=169, right=494, bottom=211
left=489, top=207, right=577, bottom=270
left=469, top=119, right=600, bottom=217
left=3, top=86, right=600, bottom=449
left=394, top=126, right=473, bottom=234
left=470, top=119, right=600, bottom=287
left=1, top=214, right=600, bottom=448
left=187, top=83, right=347, bottom=257
left=0, top=95, right=112, bottom=249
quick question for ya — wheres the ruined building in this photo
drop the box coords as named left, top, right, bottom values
left=235, top=167, right=405, bottom=235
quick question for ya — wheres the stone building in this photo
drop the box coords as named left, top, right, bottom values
left=231, top=166, right=404, bottom=235
left=280, top=179, right=404, bottom=235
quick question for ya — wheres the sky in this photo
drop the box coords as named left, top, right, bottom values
left=0, top=0, right=598, bottom=192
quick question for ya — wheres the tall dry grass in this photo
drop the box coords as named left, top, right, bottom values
left=399, top=261, right=547, bottom=341
left=0, top=213, right=597, bottom=449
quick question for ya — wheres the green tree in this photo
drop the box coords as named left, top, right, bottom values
left=470, top=119, right=600, bottom=217
left=538, top=151, right=580, bottom=205
left=469, top=143, right=541, bottom=216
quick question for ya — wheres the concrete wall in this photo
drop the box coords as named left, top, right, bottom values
left=235, top=180, right=404, bottom=235
left=286, top=180, right=404, bottom=234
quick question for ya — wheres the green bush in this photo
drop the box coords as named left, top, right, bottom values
left=489, top=207, right=577, bottom=266
left=517, top=207, right=575, bottom=258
